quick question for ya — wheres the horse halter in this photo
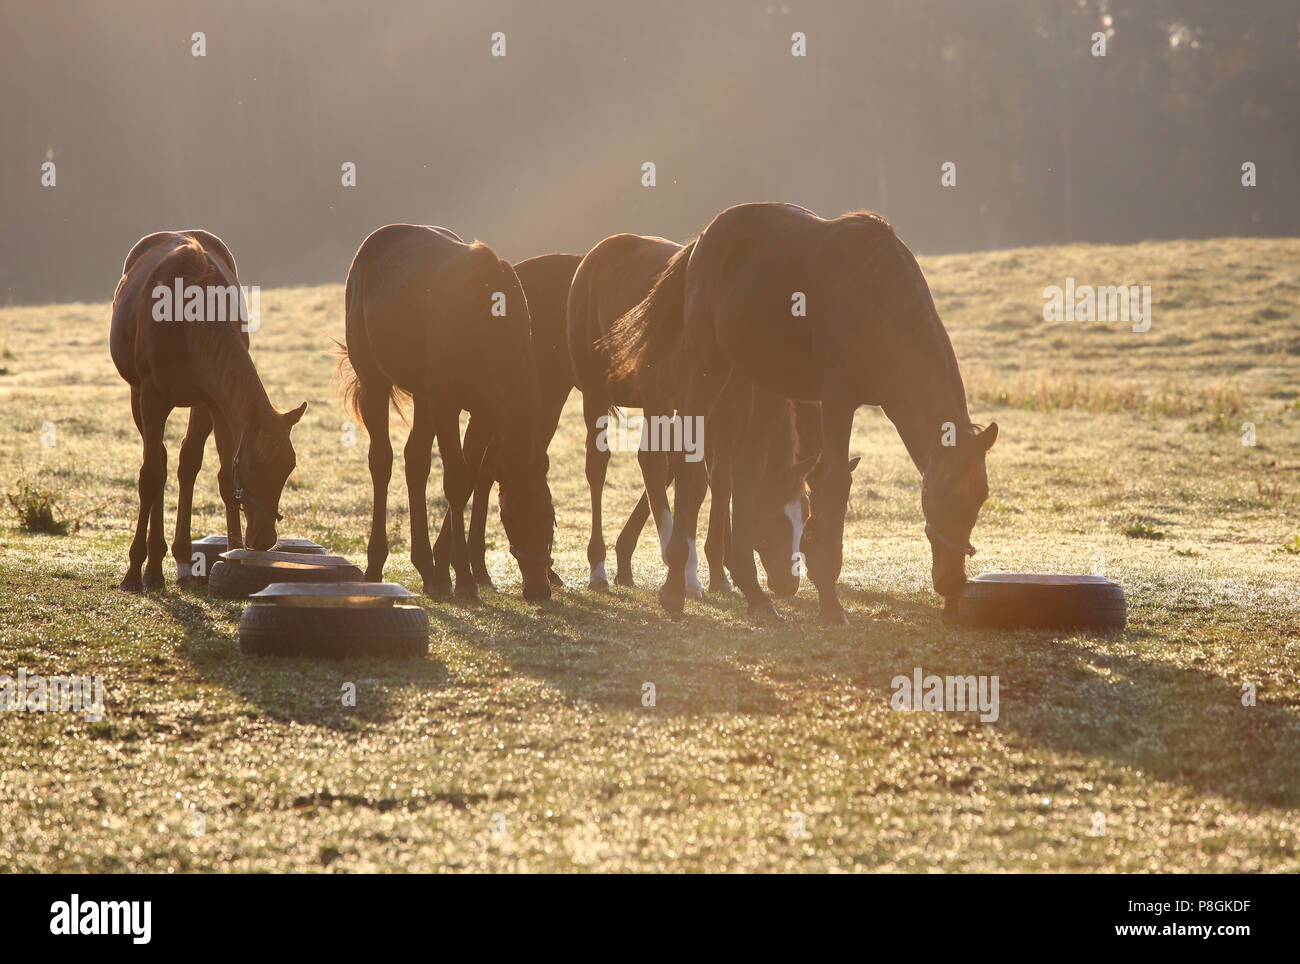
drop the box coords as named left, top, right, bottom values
left=925, top=523, right=976, bottom=558
left=232, top=434, right=283, bottom=523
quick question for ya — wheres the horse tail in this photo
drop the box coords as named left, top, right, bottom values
left=333, top=272, right=411, bottom=429
left=331, top=339, right=364, bottom=425
left=331, top=338, right=411, bottom=430
left=602, top=239, right=695, bottom=382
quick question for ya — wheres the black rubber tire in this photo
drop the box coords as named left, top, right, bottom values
left=190, top=536, right=325, bottom=582
left=209, top=559, right=363, bottom=599
left=239, top=604, right=429, bottom=659
left=956, top=574, right=1126, bottom=630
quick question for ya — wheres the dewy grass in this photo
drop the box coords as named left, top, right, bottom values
left=7, top=480, right=69, bottom=535
left=0, top=237, right=1297, bottom=872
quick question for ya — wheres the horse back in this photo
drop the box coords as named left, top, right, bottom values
left=109, top=230, right=245, bottom=399
left=567, top=233, right=680, bottom=400
left=513, top=253, right=581, bottom=403
left=691, top=203, right=928, bottom=404
left=347, top=224, right=533, bottom=410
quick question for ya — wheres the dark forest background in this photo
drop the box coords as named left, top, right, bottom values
left=1, top=0, right=1296, bottom=305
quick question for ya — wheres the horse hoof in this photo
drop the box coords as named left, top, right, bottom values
left=685, top=583, right=704, bottom=600
left=547, top=568, right=564, bottom=588
left=819, top=608, right=850, bottom=627
left=658, top=585, right=685, bottom=614
left=454, top=583, right=479, bottom=601
left=143, top=572, right=166, bottom=592
left=474, top=576, right=497, bottom=592
left=613, top=572, right=635, bottom=588
left=588, top=578, right=610, bottom=593
left=424, top=580, right=453, bottom=597
left=119, top=576, right=144, bottom=594
left=176, top=572, right=205, bottom=591
left=747, top=598, right=781, bottom=621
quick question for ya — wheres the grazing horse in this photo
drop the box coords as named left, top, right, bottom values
left=431, top=253, right=581, bottom=591
left=606, top=203, right=997, bottom=625
left=571, top=233, right=816, bottom=596
left=336, top=224, right=555, bottom=601
left=108, top=230, right=306, bottom=592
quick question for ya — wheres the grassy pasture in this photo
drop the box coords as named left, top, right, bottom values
left=0, top=237, right=1297, bottom=872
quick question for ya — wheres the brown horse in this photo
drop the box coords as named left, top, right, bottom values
left=571, top=233, right=816, bottom=596
left=108, top=230, right=307, bottom=591
left=607, top=203, right=997, bottom=624
left=337, top=224, right=555, bottom=601
left=431, top=252, right=580, bottom=591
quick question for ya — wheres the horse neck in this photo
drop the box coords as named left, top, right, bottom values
left=881, top=317, right=971, bottom=476
left=198, top=332, right=278, bottom=438
left=493, top=366, right=544, bottom=482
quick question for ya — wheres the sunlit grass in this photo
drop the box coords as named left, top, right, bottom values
left=0, top=238, right=1297, bottom=872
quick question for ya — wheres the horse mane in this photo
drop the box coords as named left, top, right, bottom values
left=837, top=212, right=973, bottom=433
left=838, top=210, right=894, bottom=232
left=154, top=235, right=218, bottom=288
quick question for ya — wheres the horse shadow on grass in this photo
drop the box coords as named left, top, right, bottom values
left=423, top=577, right=1300, bottom=819
left=152, top=575, right=1300, bottom=807
left=996, top=632, right=1300, bottom=809
left=746, top=584, right=1300, bottom=810
left=153, top=588, right=450, bottom=730
left=419, top=583, right=786, bottom=715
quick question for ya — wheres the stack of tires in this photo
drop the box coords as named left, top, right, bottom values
left=197, top=539, right=429, bottom=658
left=209, top=549, right=364, bottom=599
left=238, top=582, right=429, bottom=659
left=190, top=535, right=326, bottom=584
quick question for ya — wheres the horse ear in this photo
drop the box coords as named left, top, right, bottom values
left=978, top=422, right=999, bottom=452
left=283, top=401, right=308, bottom=427
left=848, top=456, right=861, bottom=473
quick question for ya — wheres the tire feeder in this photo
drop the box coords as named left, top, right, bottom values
left=239, top=582, right=429, bottom=658
left=190, top=535, right=326, bottom=583
left=209, top=548, right=363, bottom=599
left=955, top=573, right=1127, bottom=630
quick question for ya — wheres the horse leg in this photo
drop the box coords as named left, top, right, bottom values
left=429, top=506, right=454, bottom=595
left=434, top=413, right=490, bottom=592
left=705, top=453, right=734, bottom=594
left=704, top=398, right=736, bottom=594
left=404, top=394, right=440, bottom=594
left=539, top=386, right=570, bottom=588
left=729, top=387, right=784, bottom=620
left=121, top=388, right=170, bottom=592
left=465, top=417, right=496, bottom=590
left=659, top=370, right=726, bottom=614
left=144, top=431, right=169, bottom=591
left=808, top=397, right=856, bottom=626
left=211, top=410, right=242, bottom=549
left=432, top=406, right=478, bottom=599
left=615, top=435, right=676, bottom=586
left=360, top=387, right=393, bottom=581
left=172, top=405, right=212, bottom=588
left=640, top=417, right=701, bottom=598
left=582, top=391, right=612, bottom=591
left=613, top=491, right=651, bottom=588
left=466, top=466, right=495, bottom=590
